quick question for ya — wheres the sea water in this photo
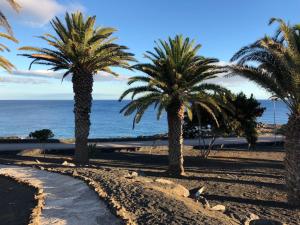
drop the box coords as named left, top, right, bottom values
left=0, top=100, right=289, bottom=138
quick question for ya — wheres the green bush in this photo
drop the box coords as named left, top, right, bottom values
left=88, top=143, right=97, bottom=158
left=29, top=129, right=54, bottom=141
left=183, top=92, right=265, bottom=149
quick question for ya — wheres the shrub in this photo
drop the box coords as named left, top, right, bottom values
left=183, top=92, right=265, bottom=149
left=29, top=129, right=54, bottom=141
left=88, top=143, right=97, bottom=158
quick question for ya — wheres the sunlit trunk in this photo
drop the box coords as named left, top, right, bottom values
left=285, top=113, right=300, bottom=206
left=167, top=101, right=185, bottom=176
left=72, top=72, right=93, bottom=164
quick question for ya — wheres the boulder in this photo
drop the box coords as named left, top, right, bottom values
left=155, top=178, right=174, bottom=185
left=17, top=148, right=43, bottom=156
left=62, top=161, right=76, bottom=167
left=194, top=186, right=205, bottom=198
left=243, top=213, right=260, bottom=225
left=210, top=204, right=226, bottom=212
left=125, top=171, right=138, bottom=179
left=154, top=179, right=190, bottom=197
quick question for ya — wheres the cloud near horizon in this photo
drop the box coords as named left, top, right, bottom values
left=0, top=69, right=130, bottom=84
left=0, top=0, right=85, bottom=27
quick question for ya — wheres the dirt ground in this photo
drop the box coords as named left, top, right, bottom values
left=0, top=145, right=299, bottom=225
left=0, top=176, right=37, bottom=225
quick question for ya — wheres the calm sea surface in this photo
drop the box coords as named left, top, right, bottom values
left=0, top=100, right=289, bottom=138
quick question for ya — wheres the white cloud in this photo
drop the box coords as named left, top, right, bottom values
left=0, top=76, right=49, bottom=84
left=4, top=69, right=129, bottom=83
left=0, top=0, right=85, bottom=27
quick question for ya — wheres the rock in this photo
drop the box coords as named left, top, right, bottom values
left=210, top=204, right=226, bottom=212
left=243, top=213, right=260, bottom=225
left=154, top=179, right=189, bottom=197
left=17, top=148, right=43, bottom=156
left=72, top=170, right=78, bottom=176
left=39, top=166, right=45, bottom=170
left=155, top=178, right=174, bottom=185
left=194, top=186, right=205, bottom=198
left=131, top=172, right=138, bottom=177
left=62, top=161, right=76, bottom=167
left=125, top=171, right=138, bottom=179
left=249, top=213, right=260, bottom=220
left=35, top=159, right=41, bottom=164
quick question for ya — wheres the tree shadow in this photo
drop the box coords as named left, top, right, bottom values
left=204, top=194, right=294, bottom=209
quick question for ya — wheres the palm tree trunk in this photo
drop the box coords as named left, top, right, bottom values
left=166, top=102, right=185, bottom=176
left=285, top=113, right=300, bottom=206
left=72, top=72, right=93, bottom=164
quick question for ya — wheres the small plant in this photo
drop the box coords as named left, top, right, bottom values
left=29, top=129, right=54, bottom=158
left=88, top=144, right=97, bottom=158
left=29, top=129, right=54, bottom=141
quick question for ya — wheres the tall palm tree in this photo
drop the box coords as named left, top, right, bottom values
left=0, top=0, right=20, bottom=72
left=120, top=35, right=228, bottom=176
left=229, top=18, right=300, bottom=206
left=20, top=12, right=134, bottom=164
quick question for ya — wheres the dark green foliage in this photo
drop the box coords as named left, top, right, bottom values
left=88, top=144, right=97, bottom=158
left=234, top=93, right=265, bottom=147
left=183, top=92, right=265, bottom=148
left=29, top=129, right=54, bottom=141
left=119, top=35, right=228, bottom=125
left=229, top=18, right=300, bottom=115
left=19, top=11, right=135, bottom=79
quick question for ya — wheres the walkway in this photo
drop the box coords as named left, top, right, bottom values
left=0, top=165, right=120, bottom=225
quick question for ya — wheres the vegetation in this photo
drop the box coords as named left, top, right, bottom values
left=20, top=12, right=134, bottom=164
left=0, top=0, right=20, bottom=34
left=0, top=0, right=20, bottom=72
left=120, top=35, right=228, bottom=176
left=183, top=92, right=265, bottom=150
left=29, top=129, right=54, bottom=141
left=229, top=18, right=300, bottom=206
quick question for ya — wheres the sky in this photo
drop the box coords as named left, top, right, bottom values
left=0, top=0, right=299, bottom=100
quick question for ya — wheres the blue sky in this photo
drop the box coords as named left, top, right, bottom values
left=0, top=0, right=299, bottom=100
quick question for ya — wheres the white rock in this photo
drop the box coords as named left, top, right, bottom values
left=249, top=213, right=259, bottom=220
left=62, top=161, right=76, bottom=167
left=195, top=186, right=205, bottom=197
left=124, top=171, right=138, bottom=179
left=131, top=171, right=138, bottom=177
left=210, top=204, right=226, bottom=212
left=155, top=178, right=174, bottom=185
left=154, top=179, right=190, bottom=197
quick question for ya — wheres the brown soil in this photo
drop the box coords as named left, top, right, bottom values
left=0, top=176, right=37, bottom=225
left=0, top=145, right=299, bottom=225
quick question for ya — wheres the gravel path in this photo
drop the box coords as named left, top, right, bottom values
left=0, top=165, right=120, bottom=225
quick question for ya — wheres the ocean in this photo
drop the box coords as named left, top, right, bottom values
left=0, top=100, right=289, bottom=138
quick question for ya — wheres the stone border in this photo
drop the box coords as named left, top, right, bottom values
left=0, top=173, right=45, bottom=225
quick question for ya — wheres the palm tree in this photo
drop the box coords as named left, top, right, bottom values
left=0, top=0, right=21, bottom=35
left=0, top=33, right=18, bottom=72
left=120, top=35, right=227, bottom=176
left=229, top=18, right=300, bottom=206
left=0, top=0, right=20, bottom=72
left=20, top=12, right=134, bottom=164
